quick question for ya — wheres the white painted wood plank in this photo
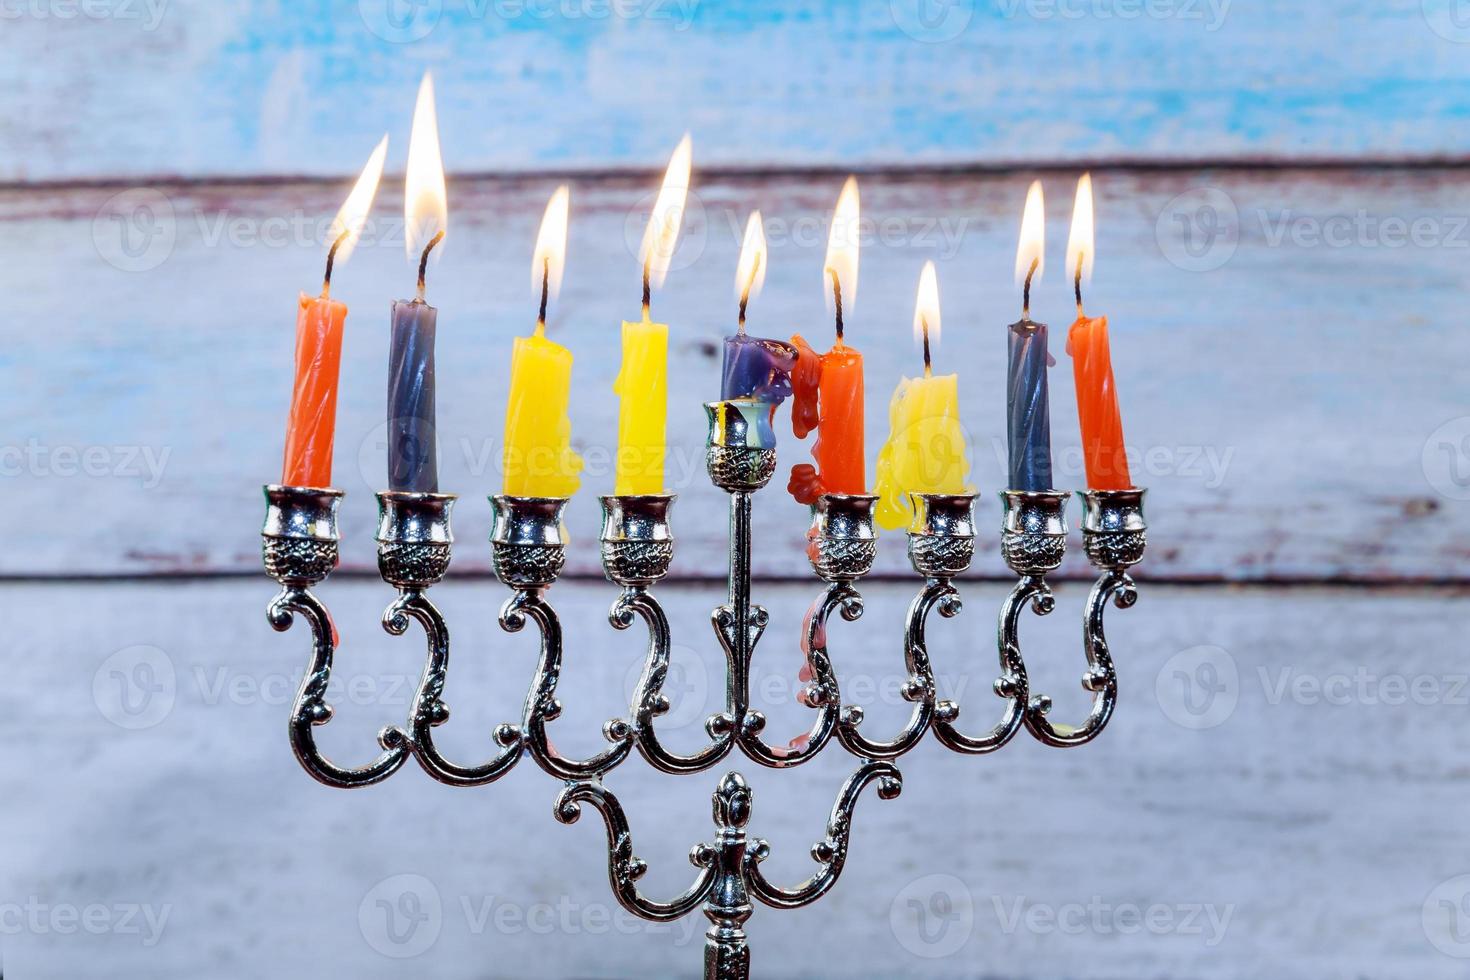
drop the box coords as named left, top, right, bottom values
left=1, top=167, right=1462, bottom=580
left=2, top=3, right=1469, bottom=182
left=2, top=579, right=1466, bottom=976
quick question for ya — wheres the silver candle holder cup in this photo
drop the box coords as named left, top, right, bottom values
left=999, top=489, right=1071, bottom=576
left=806, top=494, right=879, bottom=582
left=376, top=491, right=456, bottom=588
left=704, top=399, right=778, bottom=492
left=599, top=494, right=676, bottom=587
left=907, top=493, right=978, bottom=579
left=1080, top=488, right=1148, bottom=570
left=261, top=484, right=344, bottom=586
left=490, top=495, right=571, bottom=588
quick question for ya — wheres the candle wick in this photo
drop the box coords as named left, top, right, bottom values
left=322, top=229, right=351, bottom=297
left=1074, top=251, right=1084, bottom=318
left=641, top=258, right=652, bottom=320
left=829, top=267, right=844, bottom=344
left=415, top=230, right=445, bottom=304
left=921, top=315, right=933, bottom=378
left=538, top=255, right=551, bottom=331
left=1022, top=256, right=1039, bottom=321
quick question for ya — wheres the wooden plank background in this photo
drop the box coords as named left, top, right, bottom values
left=4, top=4, right=1469, bottom=978
left=5, top=2, right=1470, bottom=182
left=6, top=580, right=1469, bottom=977
left=3, top=166, right=1466, bottom=582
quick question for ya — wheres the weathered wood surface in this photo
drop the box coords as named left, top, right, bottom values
left=3, top=579, right=1466, bottom=977
left=5, top=3, right=1470, bottom=182
left=2, top=167, right=1463, bottom=581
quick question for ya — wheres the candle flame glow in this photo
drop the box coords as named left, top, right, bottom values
left=1066, top=172, right=1094, bottom=289
left=823, top=176, right=860, bottom=315
left=913, top=259, right=941, bottom=353
left=1013, top=180, right=1046, bottom=288
left=405, top=72, right=448, bottom=264
left=328, top=135, right=388, bottom=267
left=532, top=185, right=570, bottom=304
left=734, top=211, right=767, bottom=308
left=639, top=133, right=692, bottom=292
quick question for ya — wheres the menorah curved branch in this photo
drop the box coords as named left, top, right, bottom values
left=745, top=760, right=902, bottom=909
left=270, top=584, right=411, bottom=788
left=734, top=580, right=850, bottom=767
left=383, top=588, right=523, bottom=786
left=503, top=588, right=637, bottom=780
left=553, top=779, right=719, bottom=922
left=260, top=399, right=1148, bottom=978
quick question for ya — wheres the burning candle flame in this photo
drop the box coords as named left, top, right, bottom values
left=913, top=259, right=941, bottom=373
left=639, top=134, right=692, bottom=294
left=823, top=176, right=860, bottom=317
left=1013, top=180, right=1046, bottom=289
left=532, top=185, right=570, bottom=309
left=734, top=211, right=767, bottom=311
left=405, top=72, right=448, bottom=265
left=327, top=135, right=388, bottom=267
left=1066, top=172, right=1094, bottom=290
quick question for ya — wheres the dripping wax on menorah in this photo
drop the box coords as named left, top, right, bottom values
left=260, top=397, right=1147, bottom=979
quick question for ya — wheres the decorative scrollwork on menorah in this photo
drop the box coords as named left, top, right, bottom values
left=261, top=397, right=1148, bottom=979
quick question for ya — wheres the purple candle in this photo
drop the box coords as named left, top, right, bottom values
left=1007, top=180, right=1053, bottom=491
left=387, top=298, right=438, bottom=492
left=389, top=70, right=447, bottom=493
left=720, top=334, right=797, bottom=403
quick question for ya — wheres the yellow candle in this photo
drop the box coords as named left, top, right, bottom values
left=873, top=261, right=971, bottom=530
left=873, top=374, right=970, bottom=529
left=614, top=314, right=668, bottom=494
left=613, top=135, right=690, bottom=496
left=503, top=325, right=583, bottom=497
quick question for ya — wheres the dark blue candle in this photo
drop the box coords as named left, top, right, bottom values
left=1006, top=318, right=1053, bottom=490
left=721, top=334, right=797, bottom=404
left=387, top=298, right=438, bottom=492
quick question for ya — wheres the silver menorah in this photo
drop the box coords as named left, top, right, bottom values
left=260, top=397, right=1148, bottom=979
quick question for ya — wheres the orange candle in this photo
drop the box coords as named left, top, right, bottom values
left=279, top=136, right=388, bottom=488
left=789, top=336, right=865, bottom=503
left=282, top=294, right=348, bottom=487
left=1069, top=314, right=1130, bottom=490
left=1065, top=174, right=1131, bottom=491
left=787, top=177, right=866, bottom=504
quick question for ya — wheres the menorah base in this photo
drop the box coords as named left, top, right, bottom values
left=555, top=763, right=902, bottom=980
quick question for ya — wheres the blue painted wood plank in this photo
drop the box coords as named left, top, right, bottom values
left=4, top=2, right=1470, bottom=181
